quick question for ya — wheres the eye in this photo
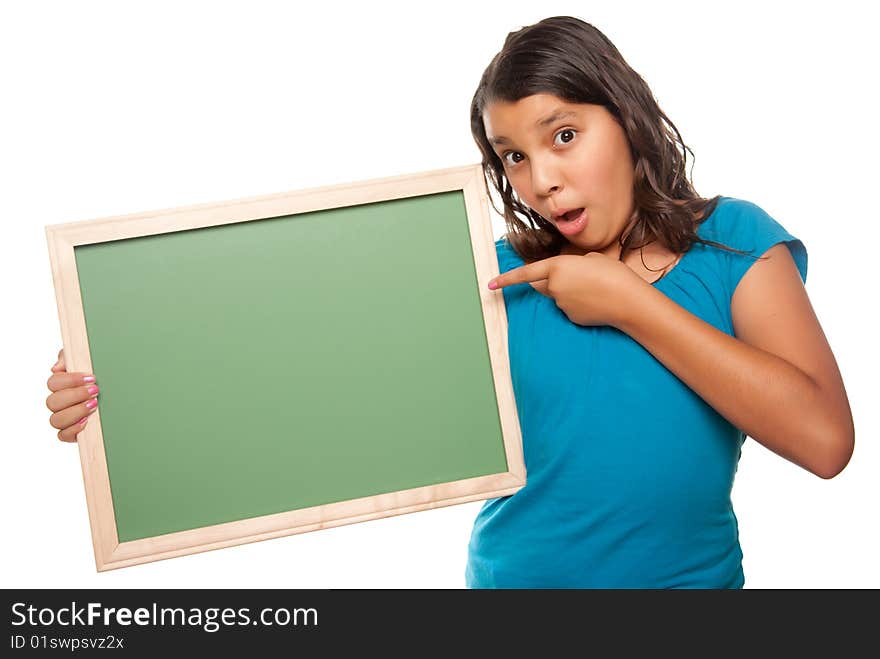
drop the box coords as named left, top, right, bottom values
left=554, top=128, right=577, bottom=146
left=502, top=151, right=524, bottom=167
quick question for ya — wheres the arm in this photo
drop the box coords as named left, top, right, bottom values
left=615, top=243, right=854, bottom=479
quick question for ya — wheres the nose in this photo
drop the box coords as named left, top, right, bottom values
left=530, top=154, right=562, bottom=199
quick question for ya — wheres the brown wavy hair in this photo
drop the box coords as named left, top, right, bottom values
left=469, top=16, right=757, bottom=273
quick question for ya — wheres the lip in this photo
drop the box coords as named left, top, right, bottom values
left=551, top=206, right=582, bottom=221
left=552, top=207, right=589, bottom=237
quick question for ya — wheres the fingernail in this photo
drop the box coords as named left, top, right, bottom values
left=78, top=417, right=88, bottom=425
left=87, top=385, right=99, bottom=396
left=83, top=375, right=96, bottom=383
left=488, top=280, right=498, bottom=290
left=86, top=399, right=98, bottom=410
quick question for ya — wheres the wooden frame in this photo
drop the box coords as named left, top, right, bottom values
left=45, top=162, right=525, bottom=572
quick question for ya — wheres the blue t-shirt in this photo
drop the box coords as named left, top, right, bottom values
left=465, top=196, right=808, bottom=588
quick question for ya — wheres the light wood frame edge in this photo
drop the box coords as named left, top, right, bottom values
left=103, top=473, right=524, bottom=571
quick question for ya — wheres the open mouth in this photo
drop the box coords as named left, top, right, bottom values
left=554, top=208, right=589, bottom=236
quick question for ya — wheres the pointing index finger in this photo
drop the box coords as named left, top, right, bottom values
left=488, top=260, right=551, bottom=290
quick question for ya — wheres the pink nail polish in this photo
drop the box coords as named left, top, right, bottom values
left=86, top=399, right=98, bottom=410
left=84, top=376, right=96, bottom=383
left=87, top=385, right=99, bottom=395
left=78, top=417, right=88, bottom=425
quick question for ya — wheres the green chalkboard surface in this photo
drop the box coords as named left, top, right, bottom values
left=48, top=164, right=524, bottom=570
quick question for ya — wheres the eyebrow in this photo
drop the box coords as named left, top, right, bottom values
left=488, top=109, right=578, bottom=146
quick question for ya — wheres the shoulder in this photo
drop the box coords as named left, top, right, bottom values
left=698, top=197, right=800, bottom=251
left=698, top=196, right=808, bottom=291
left=696, top=197, right=763, bottom=239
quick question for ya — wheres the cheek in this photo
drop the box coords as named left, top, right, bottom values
left=575, top=142, right=629, bottom=192
left=506, top=169, right=536, bottom=205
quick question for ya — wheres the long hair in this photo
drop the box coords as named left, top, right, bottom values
left=470, top=16, right=757, bottom=269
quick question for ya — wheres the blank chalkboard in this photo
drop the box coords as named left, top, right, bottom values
left=46, top=163, right=525, bottom=571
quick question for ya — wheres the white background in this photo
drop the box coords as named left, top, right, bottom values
left=3, top=0, right=877, bottom=588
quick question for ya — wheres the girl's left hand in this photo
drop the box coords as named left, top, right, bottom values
left=488, top=253, right=644, bottom=328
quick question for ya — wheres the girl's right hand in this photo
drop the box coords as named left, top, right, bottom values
left=46, top=348, right=100, bottom=443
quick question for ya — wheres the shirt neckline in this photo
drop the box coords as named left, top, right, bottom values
left=649, top=196, right=728, bottom=288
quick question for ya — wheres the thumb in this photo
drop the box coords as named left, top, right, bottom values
left=51, top=349, right=65, bottom=373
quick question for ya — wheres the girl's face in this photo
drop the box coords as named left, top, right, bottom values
left=483, top=93, right=636, bottom=256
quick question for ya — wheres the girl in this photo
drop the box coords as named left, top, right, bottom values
left=45, top=15, right=854, bottom=589
left=463, top=16, right=854, bottom=588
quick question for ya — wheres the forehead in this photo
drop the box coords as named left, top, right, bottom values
left=483, top=94, right=596, bottom=145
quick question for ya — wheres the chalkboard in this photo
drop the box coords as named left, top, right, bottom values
left=45, top=163, right=525, bottom=571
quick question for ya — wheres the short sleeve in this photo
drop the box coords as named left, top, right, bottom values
left=714, top=199, right=808, bottom=295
